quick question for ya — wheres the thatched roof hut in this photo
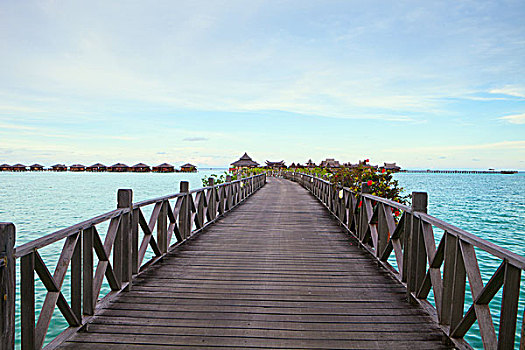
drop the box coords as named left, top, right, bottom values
left=231, top=153, right=259, bottom=168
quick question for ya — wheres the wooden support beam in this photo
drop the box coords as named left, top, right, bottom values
left=179, top=181, right=190, bottom=239
left=0, top=223, right=15, bottom=350
left=118, top=189, right=133, bottom=290
left=21, top=252, right=35, bottom=350
left=83, top=226, right=94, bottom=316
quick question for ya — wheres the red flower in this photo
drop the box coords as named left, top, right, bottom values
left=358, top=200, right=362, bottom=208
left=394, top=210, right=400, bottom=216
left=381, top=168, right=385, bottom=173
left=367, top=180, right=373, bottom=186
left=365, top=159, right=369, bottom=162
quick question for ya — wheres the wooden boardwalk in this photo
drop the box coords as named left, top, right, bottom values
left=56, top=177, right=452, bottom=349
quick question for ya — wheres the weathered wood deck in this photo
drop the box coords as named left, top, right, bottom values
left=57, top=177, right=452, bottom=349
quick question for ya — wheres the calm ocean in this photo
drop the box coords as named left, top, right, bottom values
left=0, top=171, right=523, bottom=348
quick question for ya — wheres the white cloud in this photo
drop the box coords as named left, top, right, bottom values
left=499, top=113, right=525, bottom=125
left=489, top=87, right=525, bottom=99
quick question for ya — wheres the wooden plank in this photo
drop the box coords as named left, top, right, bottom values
left=157, top=200, right=167, bottom=253
left=118, top=189, right=133, bottom=288
left=71, top=231, right=82, bottom=320
left=0, top=223, right=15, bottom=349
left=456, top=240, right=496, bottom=347
left=83, top=226, right=94, bottom=316
left=131, top=208, right=140, bottom=274
left=21, top=252, right=35, bottom=350
left=450, top=238, right=466, bottom=332
left=35, top=233, right=80, bottom=348
left=498, top=262, right=521, bottom=349
left=441, top=232, right=456, bottom=325
left=420, top=222, right=443, bottom=316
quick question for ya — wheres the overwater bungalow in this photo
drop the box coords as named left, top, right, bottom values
left=86, top=163, right=107, bottom=172
left=0, top=164, right=12, bottom=171
left=108, top=163, right=129, bottom=172
left=69, top=164, right=86, bottom=172
left=180, top=163, right=197, bottom=172
left=50, top=164, right=67, bottom=171
left=319, top=158, right=341, bottom=168
left=29, top=164, right=44, bottom=171
left=380, top=162, right=401, bottom=172
left=131, top=163, right=151, bottom=172
left=153, top=163, right=175, bottom=173
left=265, top=160, right=286, bottom=169
left=12, top=164, right=27, bottom=172
left=231, top=153, right=259, bottom=170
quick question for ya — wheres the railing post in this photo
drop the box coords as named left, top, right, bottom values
left=179, top=181, right=190, bottom=239
left=157, top=200, right=168, bottom=254
left=208, top=178, right=216, bottom=221
left=0, top=223, right=15, bottom=349
left=83, top=226, right=94, bottom=316
left=117, top=189, right=133, bottom=290
left=406, top=192, right=428, bottom=298
left=225, top=176, right=232, bottom=211
left=359, top=183, right=371, bottom=240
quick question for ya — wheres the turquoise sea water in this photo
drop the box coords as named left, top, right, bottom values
left=0, top=171, right=524, bottom=348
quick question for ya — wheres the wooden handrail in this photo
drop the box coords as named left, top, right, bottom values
left=0, top=173, right=266, bottom=349
left=282, top=170, right=525, bottom=350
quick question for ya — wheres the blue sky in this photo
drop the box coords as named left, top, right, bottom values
left=0, top=0, right=524, bottom=169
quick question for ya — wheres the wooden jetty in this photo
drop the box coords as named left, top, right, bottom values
left=1, top=172, right=524, bottom=349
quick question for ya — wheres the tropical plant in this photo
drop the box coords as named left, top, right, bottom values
left=329, top=160, right=409, bottom=204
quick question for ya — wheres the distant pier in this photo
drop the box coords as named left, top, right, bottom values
left=401, top=169, right=518, bottom=174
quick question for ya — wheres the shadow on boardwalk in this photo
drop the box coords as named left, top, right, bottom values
left=59, top=177, right=453, bottom=349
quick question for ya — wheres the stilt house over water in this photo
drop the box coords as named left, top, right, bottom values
left=69, top=164, right=86, bottom=172
left=86, top=163, right=107, bottom=172
left=153, top=163, right=175, bottom=173
left=319, top=158, right=341, bottom=168
left=0, top=164, right=12, bottom=171
left=108, top=163, right=129, bottom=172
left=29, top=164, right=44, bottom=171
left=231, top=152, right=259, bottom=170
left=265, top=160, right=286, bottom=169
left=11, top=164, right=27, bottom=171
left=380, top=162, right=402, bottom=172
left=131, top=163, right=151, bottom=172
left=180, top=163, right=197, bottom=172
left=51, top=164, right=67, bottom=171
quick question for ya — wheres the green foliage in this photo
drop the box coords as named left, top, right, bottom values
left=329, top=161, right=409, bottom=204
left=201, top=171, right=236, bottom=187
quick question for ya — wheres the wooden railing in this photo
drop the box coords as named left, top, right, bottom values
left=283, top=171, right=525, bottom=350
left=0, top=173, right=266, bottom=349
